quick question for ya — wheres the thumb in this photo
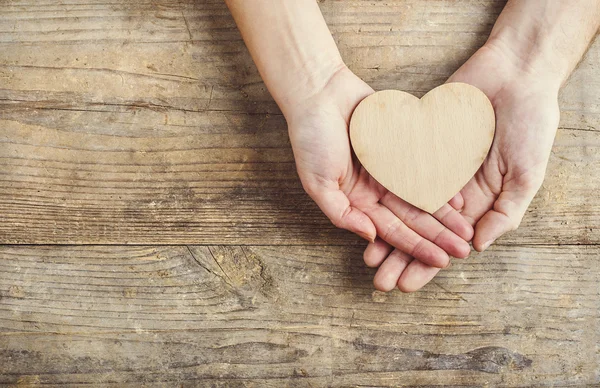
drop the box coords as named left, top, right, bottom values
left=472, top=188, right=537, bottom=252
left=307, top=184, right=376, bottom=243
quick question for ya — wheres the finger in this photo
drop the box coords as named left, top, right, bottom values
left=448, top=192, right=465, bottom=211
left=364, top=203, right=450, bottom=268
left=432, top=203, right=474, bottom=243
left=397, top=260, right=442, bottom=293
left=472, top=189, right=537, bottom=252
left=460, top=174, right=497, bottom=227
left=380, top=194, right=471, bottom=258
left=373, top=249, right=413, bottom=292
left=308, top=185, right=377, bottom=242
left=364, top=238, right=394, bottom=268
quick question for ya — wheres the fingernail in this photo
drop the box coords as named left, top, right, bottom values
left=481, top=239, right=494, bottom=251
left=358, top=231, right=375, bottom=243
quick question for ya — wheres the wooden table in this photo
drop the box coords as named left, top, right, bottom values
left=1, top=0, right=599, bottom=385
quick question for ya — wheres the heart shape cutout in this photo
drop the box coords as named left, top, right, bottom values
left=349, top=82, right=495, bottom=214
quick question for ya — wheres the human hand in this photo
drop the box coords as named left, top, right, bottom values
left=368, top=42, right=561, bottom=291
left=448, top=43, right=560, bottom=251
left=285, top=66, right=474, bottom=274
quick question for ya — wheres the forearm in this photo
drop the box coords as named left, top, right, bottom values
left=225, top=0, right=345, bottom=116
left=487, top=0, right=600, bottom=88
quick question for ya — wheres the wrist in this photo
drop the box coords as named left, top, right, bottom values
left=480, top=34, right=569, bottom=94
left=483, top=34, right=564, bottom=93
left=273, top=55, right=347, bottom=119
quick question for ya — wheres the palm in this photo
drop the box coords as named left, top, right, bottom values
left=289, top=71, right=386, bottom=225
left=286, top=67, right=473, bottom=287
left=287, top=69, right=375, bottom=211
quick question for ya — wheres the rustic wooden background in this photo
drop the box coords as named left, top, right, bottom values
left=1, top=0, right=599, bottom=386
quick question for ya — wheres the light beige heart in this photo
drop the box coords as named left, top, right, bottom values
left=349, top=83, right=495, bottom=214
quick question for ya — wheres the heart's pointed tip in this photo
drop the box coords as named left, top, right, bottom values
left=395, top=195, right=440, bottom=215
left=422, top=206, right=438, bottom=215
left=425, top=199, right=452, bottom=215
left=406, top=201, right=437, bottom=215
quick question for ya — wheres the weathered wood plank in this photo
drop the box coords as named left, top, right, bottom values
left=0, top=118, right=597, bottom=245
left=1, top=0, right=599, bottom=245
left=0, top=244, right=597, bottom=385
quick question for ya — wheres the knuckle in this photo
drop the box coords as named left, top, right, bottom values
left=382, top=219, right=403, bottom=242
left=332, top=206, right=352, bottom=229
left=391, top=249, right=412, bottom=266
left=410, top=239, right=427, bottom=261
left=403, top=206, right=422, bottom=223
left=431, top=228, right=446, bottom=247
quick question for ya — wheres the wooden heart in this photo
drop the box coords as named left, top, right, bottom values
left=349, top=83, right=495, bottom=214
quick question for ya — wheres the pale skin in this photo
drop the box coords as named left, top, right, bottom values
left=225, top=0, right=600, bottom=292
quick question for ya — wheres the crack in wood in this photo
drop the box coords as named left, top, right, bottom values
left=350, top=339, right=532, bottom=374
left=186, top=245, right=235, bottom=289
left=431, top=280, right=468, bottom=303
left=181, top=10, right=193, bottom=41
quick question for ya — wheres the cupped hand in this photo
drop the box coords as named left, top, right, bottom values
left=449, top=43, right=560, bottom=251
left=369, top=42, right=561, bottom=292
left=284, top=66, right=474, bottom=282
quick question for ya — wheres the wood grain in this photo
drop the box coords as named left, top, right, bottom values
left=0, top=1, right=599, bottom=385
left=350, top=84, right=495, bottom=213
left=0, top=244, right=598, bottom=385
left=0, top=0, right=598, bottom=244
